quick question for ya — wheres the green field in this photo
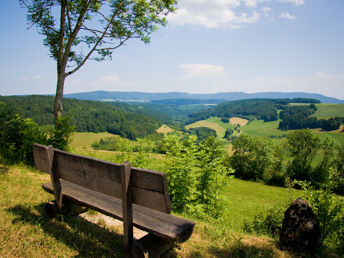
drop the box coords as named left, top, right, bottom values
left=314, top=103, right=344, bottom=119
left=70, top=132, right=115, bottom=149
left=241, top=120, right=285, bottom=138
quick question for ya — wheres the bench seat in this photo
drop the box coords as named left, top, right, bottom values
left=42, top=180, right=195, bottom=243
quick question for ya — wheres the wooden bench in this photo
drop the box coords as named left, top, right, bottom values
left=33, top=143, right=195, bottom=257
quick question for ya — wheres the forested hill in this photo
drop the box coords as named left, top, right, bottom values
left=187, top=98, right=320, bottom=124
left=0, top=96, right=161, bottom=140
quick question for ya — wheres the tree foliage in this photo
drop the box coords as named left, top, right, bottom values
left=0, top=95, right=160, bottom=140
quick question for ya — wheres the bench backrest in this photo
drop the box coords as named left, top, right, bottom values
left=33, top=143, right=171, bottom=214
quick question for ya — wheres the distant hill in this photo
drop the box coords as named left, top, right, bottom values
left=65, top=91, right=344, bottom=104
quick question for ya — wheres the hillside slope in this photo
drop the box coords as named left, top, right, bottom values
left=0, top=96, right=160, bottom=140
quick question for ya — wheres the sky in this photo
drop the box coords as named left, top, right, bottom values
left=0, top=0, right=343, bottom=99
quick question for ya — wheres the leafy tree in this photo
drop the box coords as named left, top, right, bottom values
left=196, top=136, right=228, bottom=217
left=286, top=130, right=320, bottom=181
left=230, top=134, right=275, bottom=180
left=20, top=0, right=176, bottom=120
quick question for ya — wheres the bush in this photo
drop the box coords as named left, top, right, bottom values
left=0, top=104, right=47, bottom=165
left=47, top=117, right=74, bottom=151
left=221, top=117, right=229, bottom=123
left=243, top=205, right=284, bottom=238
left=0, top=103, right=74, bottom=165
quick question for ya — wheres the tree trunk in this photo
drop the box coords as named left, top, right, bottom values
left=54, top=69, right=66, bottom=120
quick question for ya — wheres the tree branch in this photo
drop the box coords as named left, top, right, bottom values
left=65, top=1, right=124, bottom=76
left=62, top=0, right=92, bottom=68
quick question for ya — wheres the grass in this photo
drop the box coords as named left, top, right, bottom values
left=186, top=117, right=236, bottom=140
left=70, top=132, right=115, bottom=149
left=241, top=120, right=286, bottom=138
left=0, top=161, right=296, bottom=257
left=156, top=124, right=174, bottom=134
left=314, top=104, right=344, bottom=119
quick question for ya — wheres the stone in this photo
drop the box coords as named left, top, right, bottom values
left=279, top=198, right=320, bottom=252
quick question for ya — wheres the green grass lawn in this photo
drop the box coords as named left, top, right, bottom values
left=314, top=103, right=344, bottom=119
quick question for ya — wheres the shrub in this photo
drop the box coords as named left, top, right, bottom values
left=0, top=103, right=74, bottom=165
left=243, top=205, right=284, bottom=238
left=47, top=116, right=74, bottom=151
left=0, top=104, right=47, bottom=165
left=221, top=117, right=229, bottom=123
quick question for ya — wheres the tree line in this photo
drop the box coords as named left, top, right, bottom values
left=187, top=98, right=320, bottom=124
left=279, top=104, right=344, bottom=131
left=0, top=96, right=161, bottom=140
left=230, top=130, right=344, bottom=195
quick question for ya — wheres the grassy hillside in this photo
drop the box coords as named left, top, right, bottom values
left=0, top=95, right=161, bottom=140
left=0, top=162, right=292, bottom=257
left=314, top=103, right=344, bottom=118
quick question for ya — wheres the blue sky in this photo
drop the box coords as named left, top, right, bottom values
left=0, top=0, right=343, bottom=99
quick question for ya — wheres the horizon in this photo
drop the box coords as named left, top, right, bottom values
left=0, top=1, right=343, bottom=99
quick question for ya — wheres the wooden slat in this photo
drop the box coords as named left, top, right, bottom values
left=53, top=149, right=171, bottom=213
left=121, top=161, right=133, bottom=248
left=42, top=181, right=195, bottom=243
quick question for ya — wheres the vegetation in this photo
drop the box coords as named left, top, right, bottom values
left=188, top=98, right=320, bottom=125
left=0, top=96, right=160, bottom=140
left=279, top=104, right=344, bottom=131
left=0, top=103, right=73, bottom=165
left=230, top=130, right=344, bottom=194
left=188, top=127, right=217, bottom=141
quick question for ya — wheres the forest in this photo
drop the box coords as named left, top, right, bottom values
left=0, top=96, right=161, bottom=140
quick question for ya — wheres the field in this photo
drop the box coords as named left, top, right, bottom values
left=186, top=117, right=237, bottom=139
left=314, top=103, right=344, bottom=119
left=156, top=124, right=174, bottom=134
left=70, top=132, right=114, bottom=149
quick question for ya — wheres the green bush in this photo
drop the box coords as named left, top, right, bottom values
left=0, top=104, right=47, bottom=165
left=243, top=205, right=284, bottom=238
left=47, top=117, right=74, bottom=151
left=0, top=103, right=74, bottom=165
left=161, top=135, right=229, bottom=217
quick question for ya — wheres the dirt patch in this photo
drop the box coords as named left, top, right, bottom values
left=156, top=124, right=174, bottom=134
left=230, top=117, right=249, bottom=126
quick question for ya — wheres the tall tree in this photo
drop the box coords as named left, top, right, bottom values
left=20, top=0, right=176, bottom=120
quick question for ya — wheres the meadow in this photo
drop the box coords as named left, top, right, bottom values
left=1, top=132, right=344, bottom=257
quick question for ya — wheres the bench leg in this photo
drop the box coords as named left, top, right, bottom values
left=131, top=234, right=175, bottom=258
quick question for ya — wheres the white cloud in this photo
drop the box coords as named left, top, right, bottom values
left=278, top=0, right=304, bottom=5
left=168, top=0, right=303, bottom=28
left=180, top=64, right=225, bottom=78
left=168, top=0, right=260, bottom=28
left=279, top=12, right=296, bottom=19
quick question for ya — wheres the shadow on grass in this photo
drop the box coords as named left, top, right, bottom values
left=207, top=239, right=277, bottom=258
left=6, top=203, right=126, bottom=257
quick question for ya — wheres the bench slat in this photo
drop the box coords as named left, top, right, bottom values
left=42, top=180, right=195, bottom=243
